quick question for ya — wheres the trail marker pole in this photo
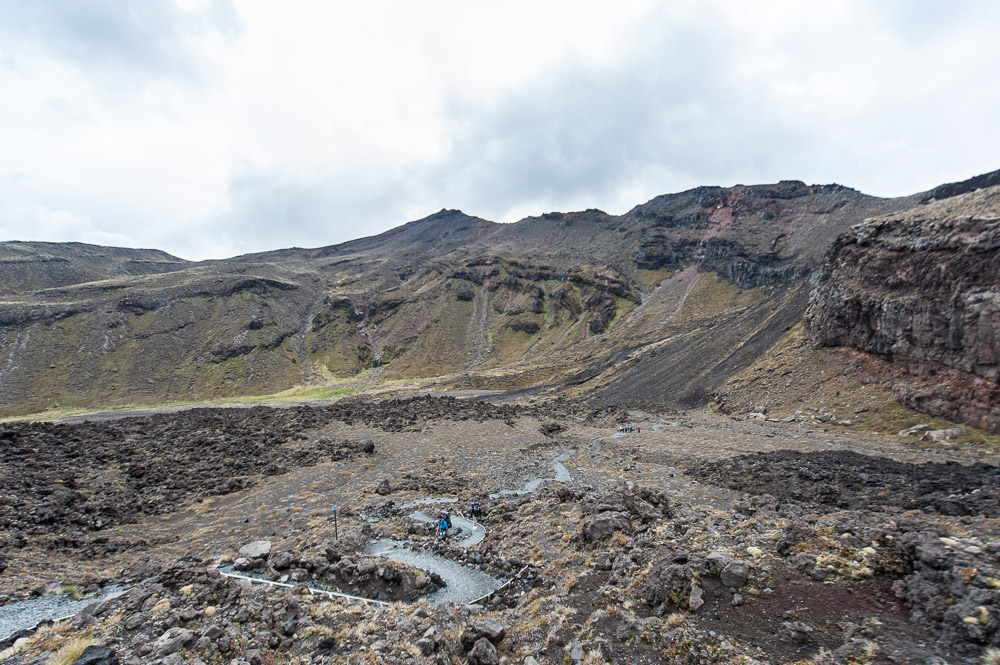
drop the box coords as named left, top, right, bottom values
left=333, top=506, right=338, bottom=540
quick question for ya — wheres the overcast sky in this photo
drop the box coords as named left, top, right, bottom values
left=1, top=1, right=998, bottom=261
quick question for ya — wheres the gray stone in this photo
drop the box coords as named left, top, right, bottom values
left=615, top=616, right=643, bottom=641
left=471, top=618, right=506, bottom=644
left=201, top=625, right=224, bottom=641
left=282, top=619, right=298, bottom=636
left=416, top=637, right=436, bottom=656
left=152, top=627, right=195, bottom=657
left=580, top=512, right=632, bottom=543
left=270, top=551, right=293, bottom=569
left=779, top=620, right=815, bottom=644
left=75, top=646, right=119, bottom=665
left=238, top=540, right=272, bottom=560
left=706, top=551, right=733, bottom=573
left=468, top=637, right=499, bottom=665
left=688, top=582, right=705, bottom=611
left=921, top=428, right=966, bottom=443
left=640, top=555, right=703, bottom=608
left=720, top=560, right=750, bottom=588
left=123, top=614, right=145, bottom=631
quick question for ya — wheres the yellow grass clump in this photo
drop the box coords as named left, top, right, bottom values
left=49, top=638, right=98, bottom=665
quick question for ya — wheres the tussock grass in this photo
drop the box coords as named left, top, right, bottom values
left=0, top=621, right=70, bottom=662
left=60, top=585, right=83, bottom=600
left=665, top=612, right=688, bottom=628
left=49, top=638, right=98, bottom=665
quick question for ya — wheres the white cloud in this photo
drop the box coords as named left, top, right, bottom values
left=0, top=0, right=997, bottom=260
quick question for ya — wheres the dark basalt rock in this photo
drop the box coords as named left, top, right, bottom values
left=807, top=185, right=1000, bottom=432
left=689, top=449, right=999, bottom=516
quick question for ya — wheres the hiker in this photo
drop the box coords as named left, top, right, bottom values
left=470, top=501, right=482, bottom=521
left=437, top=514, right=449, bottom=539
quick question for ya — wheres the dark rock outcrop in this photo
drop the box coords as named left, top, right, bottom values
left=806, top=186, right=1000, bottom=432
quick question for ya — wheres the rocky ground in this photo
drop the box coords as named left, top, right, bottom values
left=1, top=396, right=998, bottom=665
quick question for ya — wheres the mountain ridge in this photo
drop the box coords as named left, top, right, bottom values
left=1, top=171, right=996, bottom=433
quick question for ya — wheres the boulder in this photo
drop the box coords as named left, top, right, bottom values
left=641, top=555, right=704, bottom=609
left=580, top=512, right=632, bottom=543
left=706, top=551, right=733, bottom=573
left=468, top=637, right=499, bottom=665
left=416, top=637, right=436, bottom=656
left=921, top=428, right=966, bottom=443
left=152, top=627, right=195, bottom=657
left=470, top=618, right=506, bottom=644
left=720, top=560, right=750, bottom=588
left=270, top=551, right=293, bottom=570
left=239, top=540, right=272, bottom=560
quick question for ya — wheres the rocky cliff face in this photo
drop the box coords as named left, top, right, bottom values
left=806, top=186, right=1000, bottom=432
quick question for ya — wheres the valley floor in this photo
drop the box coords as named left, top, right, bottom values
left=1, top=399, right=997, bottom=664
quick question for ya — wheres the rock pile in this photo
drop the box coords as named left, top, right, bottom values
left=0, top=407, right=375, bottom=537
left=230, top=537, right=445, bottom=603
left=14, top=555, right=514, bottom=665
left=689, top=449, right=999, bottom=515
left=577, top=481, right=673, bottom=544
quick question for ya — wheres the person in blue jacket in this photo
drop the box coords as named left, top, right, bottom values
left=437, top=514, right=449, bottom=540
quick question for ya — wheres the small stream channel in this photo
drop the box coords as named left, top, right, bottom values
left=1, top=441, right=590, bottom=639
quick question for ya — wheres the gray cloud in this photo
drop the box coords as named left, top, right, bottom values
left=415, top=2, right=1000, bottom=222
left=422, top=16, right=799, bottom=219
left=200, top=166, right=413, bottom=258
left=0, top=0, right=239, bottom=81
left=1, top=2, right=998, bottom=260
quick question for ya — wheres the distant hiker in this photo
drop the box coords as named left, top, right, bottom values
left=437, top=515, right=449, bottom=539
left=470, top=501, right=482, bottom=521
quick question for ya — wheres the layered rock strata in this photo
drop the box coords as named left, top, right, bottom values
left=806, top=186, right=1000, bottom=432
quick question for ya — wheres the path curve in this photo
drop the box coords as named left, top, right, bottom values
left=1, top=443, right=586, bottom=637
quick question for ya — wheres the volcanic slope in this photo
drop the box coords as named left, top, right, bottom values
left=0, top=181, right=918, bottom=417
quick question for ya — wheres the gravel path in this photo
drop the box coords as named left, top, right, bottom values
left=0, top=587, right=125, bottom=643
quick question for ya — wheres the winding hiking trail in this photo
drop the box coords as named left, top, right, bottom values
left=359, top=447, right=577, bottom=604
left=0, top=443, right=583, bottom=639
